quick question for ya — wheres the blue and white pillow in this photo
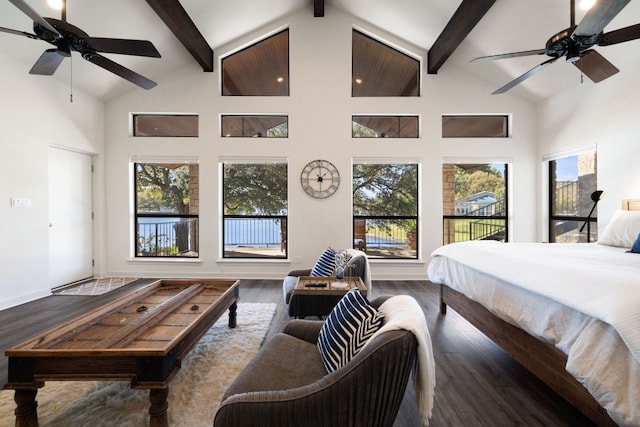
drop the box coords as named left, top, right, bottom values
left=317, top=290, right=385, bottom=373
left=311, top=247, right=337, bottom=277
left=627, top=233, right=640, bottom=254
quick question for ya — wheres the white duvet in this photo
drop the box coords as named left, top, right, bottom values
left=428, top=241, right=640, bottom=426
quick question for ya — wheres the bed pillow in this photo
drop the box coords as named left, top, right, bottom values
left=597, top=210, right=640, bottom=248
left=310, top=247, right=337, bottom=277
left=317, top=290, right=385, bottom=373
left=627, top=233, right=640, bottom=254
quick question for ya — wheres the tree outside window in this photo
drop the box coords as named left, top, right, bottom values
left=222, top=162, right=288, bottom=258
left=135, top=162, right=199, bottom=257
left=352, top=162, right=418, bottom=259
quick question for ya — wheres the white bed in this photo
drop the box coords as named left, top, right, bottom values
left=428, top=201, right=640, bottom=427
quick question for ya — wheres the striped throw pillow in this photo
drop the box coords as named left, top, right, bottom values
left=311, top=247, right=337, bottom=277
left=317, top=290, right=385, bottom=373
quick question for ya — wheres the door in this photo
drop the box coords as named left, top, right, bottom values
left=48, top=147, right=93, bottom=288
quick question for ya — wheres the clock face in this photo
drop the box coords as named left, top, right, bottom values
left=300, top=160, right=340, bottom=199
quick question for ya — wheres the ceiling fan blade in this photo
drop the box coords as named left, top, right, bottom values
left=572, top=49, right=619, bottom=83
left=472, top=49, right=547, bottom=62
left=83, top=53, right=157, bottom=89
left=29, top=48, right=69, bottom=75
left=599, top=23, right=640, bottom=46
left=8, top=0, right=61, bottom=37
left=0, top=26, right=38, bottom=39
left=492, top=57, right=558, bottom=95
left=83, top=38, right=161, bottom=57
left=574, top=0, right=630, bottom=37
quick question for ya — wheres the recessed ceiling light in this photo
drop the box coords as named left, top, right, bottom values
left=276, top=77, right=284, bottom=83
left=355, top=78, right=363, bottom=84
left=47, top=0, right=64, bottom=10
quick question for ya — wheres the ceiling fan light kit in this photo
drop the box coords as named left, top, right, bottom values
left=1, top=0, right=161, bottom=90
left=474, top=0, right=640, bottom=94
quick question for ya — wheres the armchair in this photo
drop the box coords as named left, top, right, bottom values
left=213, top=297, right=418, bottom=427
left=282, top=249, right=370, bottom=315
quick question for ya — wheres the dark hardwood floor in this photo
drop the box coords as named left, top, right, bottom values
left=0, top=279, right=597, bottom=426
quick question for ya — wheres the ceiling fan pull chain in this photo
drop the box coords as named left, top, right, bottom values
left=69, top=54, right=73, bottom=103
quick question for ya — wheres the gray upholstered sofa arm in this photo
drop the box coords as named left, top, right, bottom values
left=281, top=319, right=324, bottom=344
left=214, top=329, right=417, bottom=427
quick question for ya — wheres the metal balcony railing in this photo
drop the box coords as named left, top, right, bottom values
left=136, top=215, right=199, bottom=257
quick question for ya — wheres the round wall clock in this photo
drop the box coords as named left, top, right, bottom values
left=300, top=159, right=340, bottom=199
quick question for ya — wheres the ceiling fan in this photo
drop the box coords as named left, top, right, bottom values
left=473, top=0, right=640, bottom=94
left=0, top=0, right=161, bottom=89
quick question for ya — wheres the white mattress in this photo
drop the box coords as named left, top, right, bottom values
left=428, top=243, right=640, bottom=426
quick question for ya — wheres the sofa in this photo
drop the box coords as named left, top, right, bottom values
left=213, top=296, right=419, bottom=427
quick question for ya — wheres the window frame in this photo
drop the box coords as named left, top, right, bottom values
left=132, top=114, right=199, bottom=137
left=442, top=114, right=510, bottom=138
left=221, top=114, right=289, bottom=138
left=352, top=159, right=420, bottom=260
left=352, top=115, right=419, bottom=138
left=442, top=162, right=509, bottom=245
left=221, top=158, right=289, bottom=259
left=133, top=158, right=199, bottom=258
left=547, top=150, right=598, bottom=243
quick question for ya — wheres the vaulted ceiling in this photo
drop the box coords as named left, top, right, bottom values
left=1, top=0, right=639, bottom=102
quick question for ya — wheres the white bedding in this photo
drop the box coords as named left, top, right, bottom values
left=428, top=241, right=640, bottom=426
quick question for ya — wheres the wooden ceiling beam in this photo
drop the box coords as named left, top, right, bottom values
left=314, top=0, right=324, bottom=17
left=427, top=0, right=495, bottom=74
left=145, top=0, right=214, bottom=72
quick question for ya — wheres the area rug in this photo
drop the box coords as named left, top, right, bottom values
left=0, top=303, right=276, bottom=427
left=53, top=277, right=140, bottom=296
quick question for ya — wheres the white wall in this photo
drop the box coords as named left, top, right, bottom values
left=537, top=58, right=640, bottom=238
left=0, top=52, right=105, bottom=310
left=103, top=6, right=538, bottom=281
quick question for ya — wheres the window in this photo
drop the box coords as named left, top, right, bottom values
left=222, top=29, right=289, bottom=96
left=352, top=161, right=419, bottom=259
left=133, top=114, right=199, bottom=137
left=352, top=30, right=420, bottom=97
left=222, top=160, right=288, bottom=258
left=352, top=115, right=418, bottom=138
left=548, top=151, right=598, bottom=243
left=442, top=163, right=508, bottom=245
left=221, top=115, right=288, bottom=137
left=134, top=161, right=199, bottom=257
left=442, top=115, right=509, bottom=138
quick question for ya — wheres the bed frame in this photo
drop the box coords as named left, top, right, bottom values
left=438, top=199, right=640, bottom=427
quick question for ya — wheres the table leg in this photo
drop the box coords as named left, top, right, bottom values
left=14, top=389, right=38, bottom=427
left=228, top=301, right=237, bottom=328
left=149, top=387, right=169, bottom=427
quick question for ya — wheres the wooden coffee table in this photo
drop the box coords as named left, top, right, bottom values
left=4, top=278, right=239, bottom=427
left=288, top=276, right=366, bottom=318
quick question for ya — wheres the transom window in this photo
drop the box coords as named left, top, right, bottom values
left=134, top=161, right=199, bottom=257
left=222, top=29, right=289, bottom=96
left=352, top=161, right=419, bottom=259
left=221, top=115, right=288, bottom=138
left=442, top=115, right=509, bottom=138
left=352, top=115, right=418, bottom=138
left=222, top=160, right=288, bottom=258
left=132, top=114, right=199, bottom=137
left=352, top=30, right=420, bottom=97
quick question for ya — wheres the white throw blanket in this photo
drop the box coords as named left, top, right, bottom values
left=346, top=248, right=372, bottom=292
left=365, top=295, right=436, bottom=426
left=430, top=241, right=640, bottom=364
